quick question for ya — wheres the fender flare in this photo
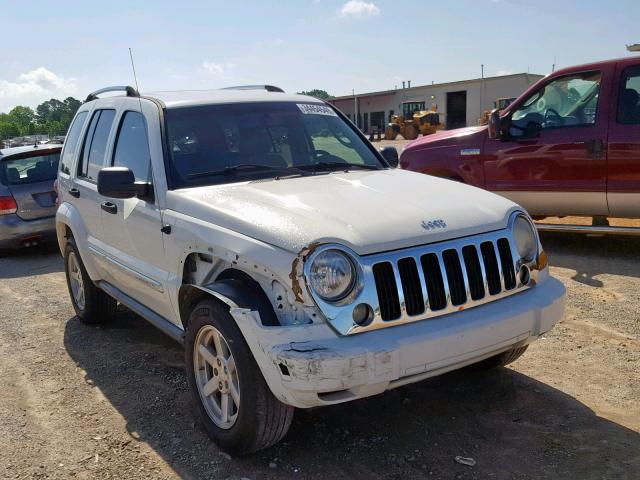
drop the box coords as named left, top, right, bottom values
left=178, top=275, right=279, bottom=330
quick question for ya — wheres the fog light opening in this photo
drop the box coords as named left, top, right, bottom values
left=352, top=303, right=373, bottom=326
left=519, top=265, right=531, bottom=285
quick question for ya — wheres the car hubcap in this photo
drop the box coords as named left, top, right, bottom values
left=67, top=252, right=85, bottom=310
left=194, top=325, right=240, bottom=429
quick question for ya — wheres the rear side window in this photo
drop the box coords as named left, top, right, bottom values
left=1, top=153, right=60, bottom=185
left=60, top=111, right=88, bottom=175
left=112, top=111, right=151, bottom=182
left=78, top=109, right=116, bottom=182
left=618, top=65, right=640, bottom=124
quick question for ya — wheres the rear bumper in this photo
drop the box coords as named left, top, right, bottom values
left=234, top=275, right=566, bottom=408
left=0, top=213, right=56, bottom=249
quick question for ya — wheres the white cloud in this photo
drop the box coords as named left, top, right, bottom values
left=201, top=61, right=235, bottom=77
left=0, top=67, right=77, bottom=112
left=495, top=69, right=514, bottom=76
left=339, top=0, right=380, bottom=18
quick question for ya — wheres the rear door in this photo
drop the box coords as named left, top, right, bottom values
left=72, top=108, right=117, bottom=273
left=483, top=68, right=611, bottom=216
left=607, top=62, right=640, bottom=217
left=1, top=149, right=60, bottom=220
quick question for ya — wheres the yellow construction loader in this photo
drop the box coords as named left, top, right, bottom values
left=384, top=108, right=444, bottom=140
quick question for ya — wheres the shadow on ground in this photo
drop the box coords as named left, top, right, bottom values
left=0, top=244, right=63, bottom=279
left=540, top=232, right=640, bottom=286
left=64, top=310, right=640, bottom=480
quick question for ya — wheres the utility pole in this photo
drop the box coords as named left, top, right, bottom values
left=479, top=64, right=485, bottom=122
left=353, top=88, right=358, bottom=128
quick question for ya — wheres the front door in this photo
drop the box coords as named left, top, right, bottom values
left=607, top=62, right=640, bottom=217
left=483, top=69, right=610, bottom=217
left=98, top=110, right=173, bottom=320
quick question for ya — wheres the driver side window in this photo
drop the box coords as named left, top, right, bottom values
left=510, top=71, right=601, bottom=137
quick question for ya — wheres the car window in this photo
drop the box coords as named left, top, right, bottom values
left=302, top=115, right=363, bottom=164
left=1, top=153, right=60, bottom=185
left=164, top=102, right=382, bottom=188
left=78, top=109, right=116, bottom=182
left=617, top=65, right=640, bottom=125
left=112, top=111, right=151, bottom=182
left=511, top=71, right=601, bottom=135
left=60, top=111, right=88, bottom=175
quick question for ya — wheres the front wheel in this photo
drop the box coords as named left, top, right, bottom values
left=185, top=299, right=294, bottom=455
left=472, top=345, right=529, bottom=370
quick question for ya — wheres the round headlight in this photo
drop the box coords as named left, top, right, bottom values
left=308, top=250, right=356, bottom=302
left=513, top=214, right=537, bottom=261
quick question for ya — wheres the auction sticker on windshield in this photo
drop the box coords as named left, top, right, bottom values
left=297, top=104, right=337, bottom=116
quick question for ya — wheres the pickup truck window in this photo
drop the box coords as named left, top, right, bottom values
left=78, top=109, right=116, bottom=182
left=618, top=65, right=640, bottom=124
left=112, top=111, right=151, bottom=182
left=164, top=102, right=383, bottom=188
left=511, top=71, right=601, bottom=134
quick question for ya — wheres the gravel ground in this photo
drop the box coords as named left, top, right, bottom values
left=0, top=232, right=639, bottom=480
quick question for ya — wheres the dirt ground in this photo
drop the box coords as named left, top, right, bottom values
left=1, top=231, right=639, bottom=480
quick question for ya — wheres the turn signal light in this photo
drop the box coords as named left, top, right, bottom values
left=0, top=195, right=18, bottom=215
left=537, top=250, right=548, bottom=270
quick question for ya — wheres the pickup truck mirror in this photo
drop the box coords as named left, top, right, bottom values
left=380, top=146, right=399, bottom=168
left=488, top=109, right=501, bottom=139
left=98, top=167, right=149, bottom=199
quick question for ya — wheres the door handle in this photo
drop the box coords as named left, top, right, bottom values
left=101, top=201, right=117, bottom=214
left=68, top=188, right=80, bottom=198
left=586, top=139, right=604, bottom=157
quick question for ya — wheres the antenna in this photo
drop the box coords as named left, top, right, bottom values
left=128, top=48, right=154, bottom=194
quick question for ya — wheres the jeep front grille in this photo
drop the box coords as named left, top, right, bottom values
left=373, top=237, right=516, bottom=321
left=306, top=228, right=537, bottom=336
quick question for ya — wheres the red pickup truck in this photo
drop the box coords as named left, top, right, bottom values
left=400, top=57, right=640, bottom=228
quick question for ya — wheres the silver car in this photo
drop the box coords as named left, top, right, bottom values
left=0, top=144, right=61, bottom=249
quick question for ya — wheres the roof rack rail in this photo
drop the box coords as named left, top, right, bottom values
left=221, top=84, right=285, bottom=93
left=85, top=86, right=139, bottom=102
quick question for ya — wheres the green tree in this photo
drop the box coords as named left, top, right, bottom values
left=8, top=106, right=36, bottom=134
left=298, top=89, right=331, bottom=100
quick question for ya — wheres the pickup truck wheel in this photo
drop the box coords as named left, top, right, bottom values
left=473, top=345, right=529, bottom=370
left=64, top=238, right=116, bottom=324
left=185, top=299, right=294, bottom=455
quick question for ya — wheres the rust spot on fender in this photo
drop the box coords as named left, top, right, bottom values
left=289, top=242, right=321, bottom=303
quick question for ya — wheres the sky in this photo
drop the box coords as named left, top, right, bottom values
left=0, top=0, right=638, bottom=112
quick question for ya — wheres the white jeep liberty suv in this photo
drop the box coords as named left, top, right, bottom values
left=56, top=85, right=566, bottom=454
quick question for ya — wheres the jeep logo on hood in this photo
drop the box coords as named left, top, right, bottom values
left=421, top=219, right=447, bottom=230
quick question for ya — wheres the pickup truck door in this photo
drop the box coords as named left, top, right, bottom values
left=483, top=68, right=611, bottom=217
left=97, top=110, right=174, bottom=321
left=607, top=62, right=640, bottom=217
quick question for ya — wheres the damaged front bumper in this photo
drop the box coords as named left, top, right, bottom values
left=233, top=276, right=566, bottom=409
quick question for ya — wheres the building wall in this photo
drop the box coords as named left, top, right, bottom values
left=330, top=74, right=543, bottom=131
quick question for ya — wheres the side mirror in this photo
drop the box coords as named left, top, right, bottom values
left=487, top=109, right=501, bottom=139
left=98, top=167, right=147, bottom=199
left=380, top=146, right=399, bottom=168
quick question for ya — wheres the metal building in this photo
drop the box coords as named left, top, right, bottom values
left=328, top=73, right=543, bottom=132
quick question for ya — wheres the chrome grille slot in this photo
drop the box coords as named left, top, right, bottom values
left=372, top=262, right=401, bottom=320
left=442, top=249, right=466, bottom=306
left=461, top=245, right=485, bottom=300
left=397, top=257, right=425, bottom=316
left=420, top=253, right=447, bottom=310
left=497, top=238, right=516, bottom=290
left=480, top=241, right=502, bottom=295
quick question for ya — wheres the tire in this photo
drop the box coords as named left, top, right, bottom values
left=472, top=345, right=529, bottom=370
left=64, top=237, right=116, bottom=324
left=185, top=299, right=294, bottom=455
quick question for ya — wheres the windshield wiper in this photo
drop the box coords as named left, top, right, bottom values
left=187, top=163, right=288, bottom=180
left=299, top=161, right=381, bottom=172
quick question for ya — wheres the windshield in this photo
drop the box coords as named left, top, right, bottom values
left=164, top=102, right=384, bottom=188
left=1, top=152, right=60, bottom=185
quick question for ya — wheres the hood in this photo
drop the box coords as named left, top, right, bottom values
left=404, top=125, right=487, bottom=151
left=167, top=169, right=519, bottom=255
